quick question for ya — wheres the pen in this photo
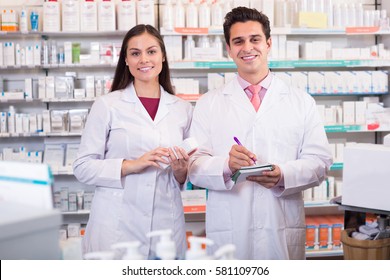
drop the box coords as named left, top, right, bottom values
left=233, top=136, right=257, bottom=164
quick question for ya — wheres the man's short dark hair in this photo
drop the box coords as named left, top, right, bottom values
left=223, top=7, right=271, bottom=46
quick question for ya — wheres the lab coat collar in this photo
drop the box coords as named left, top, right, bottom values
left=223, top=74, right=289, bottom=117
left=259, top=74, right=289, bottom=115
left=223, top=78, right=255, bottom=114
left=121, top=83, right=177, bottom=124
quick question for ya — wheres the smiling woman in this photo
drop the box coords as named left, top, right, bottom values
left=111, top=24, right=174, bottom=96
left=72, top=24, right=194, bottom=259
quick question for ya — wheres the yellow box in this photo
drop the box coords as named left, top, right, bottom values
left=299, top=12, right=328, bottom=29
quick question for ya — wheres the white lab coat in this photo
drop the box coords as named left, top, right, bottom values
left=73, top=83, right=193, bottom=259
left=189, top=75, right=333, bottom=260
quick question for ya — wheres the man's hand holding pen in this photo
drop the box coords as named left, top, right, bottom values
left=229, top=137, right=282, bottom=188
left=229, top=138, right=258, bottom=174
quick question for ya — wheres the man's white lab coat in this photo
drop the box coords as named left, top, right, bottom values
left=189, top=75, right=333, bottom=259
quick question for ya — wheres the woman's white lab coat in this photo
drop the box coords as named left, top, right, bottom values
left=189, top=75, right=332, bottom=259
left=73, top=84, right=193, bottom=259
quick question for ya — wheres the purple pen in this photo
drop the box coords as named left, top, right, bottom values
left=233, top=136, right=257, bottom=164
left=233, top=136, right=242, bottom=146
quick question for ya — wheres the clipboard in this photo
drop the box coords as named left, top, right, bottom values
left=231, top=164, right=274, bottom=184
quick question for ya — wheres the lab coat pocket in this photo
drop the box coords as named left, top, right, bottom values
left=285, top=227, right=306, bottom=259
left=90, top=188, right=124, bottom=226
left=272, top=139, right=300, bottom=162
left=206, top=201, right=232, bottom=233
left=283, top=193, right=305, bottom=228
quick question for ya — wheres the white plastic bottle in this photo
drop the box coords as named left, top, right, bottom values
left=211, top=0, right=223, bottom=28
left=98, top=0, right=116, bottom=32
left=212, top=36, right=223, bottom=60
left=43, top=0, right=61, bottom=32
left=174, top=0, right=185, bottom=28
left=62, top=0, right=80, bottom=32
left=162, top=0, right=174, bottom=31
left=80, top=0, right=98, bottom=32
left=147, top=229, right=177, bottom=260
left=83, top=251, right=115, bottom=260
left=379, top=9, right=390, bottom=31
left=137, top=0, right=155, bottom=27
left=20, top=47, right=26, bottom=66
left=19, top=8, right=28, bottom=33
left=117, top=0, right=136, bottom=31
left=223, top=0, right=232, bottom=19
left=185, top=236, right=214, bottom=260
left=15, top=44, right=21, bottom=66
left=7, top=105, right=16, bottom=134
left=184, top=35, right=195, bottom=60
left=186, top=0, right=198, bottom=28
left=214, top=244, right=236, bottom=259
left=198, top=36, right=210, bottom=48
left=199, top=0, right=211, bottom=28
left=111, top=241, right=143, bottom=260
left=50, top=40, right=58, bottom=65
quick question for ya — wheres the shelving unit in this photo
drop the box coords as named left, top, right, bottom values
left=1, top=0, right=390, bottom=260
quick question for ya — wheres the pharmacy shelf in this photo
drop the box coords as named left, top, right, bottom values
left=0, top=125, right=390, bottom=138
left=0, top=98, right=95, bottom=103
left=61, top=209, right=207, bottom=224
left=43, top=63, right=117, bottom=69
left=324, top=125, right=390, bottom=133
left=0, top=64, right=117, bottom=70
left=4, top=60, right=390, bottom=71
left=41, top=97, right=96, bottom=103
left=160, top=27, right=390, bottom=36
left=305, top=249, right=343, bottom=258
left=0, top=99, right=39, bottom=103
left=0, top=30, right=127, bottom=38
left=304, top=201, right=338, bottom=207
left=330, top=163, right=343, bottom=171
left=51, top=171, right=74, bottom=176
left=0, top=132, right=82, bottom=138
left=170, top=59, right=390, bottom=69
left=311, top=92, right=388, bottom=96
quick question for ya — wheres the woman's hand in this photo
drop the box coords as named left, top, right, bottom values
left=121, top=147, right=170, bottom=176
left=169, top=146, right=190, bottom=184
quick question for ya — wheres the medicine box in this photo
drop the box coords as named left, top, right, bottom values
left=343, top=144, right=390, bottom=212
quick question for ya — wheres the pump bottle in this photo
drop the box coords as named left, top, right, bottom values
left=83, top=251, right=115, bottom=260
left=147, top=229, right=177, bottom=260
left=111, top=241, right=143, bottom=260
left=214, top=244, right=236, bottom=260
left=185, top=236, right=214, bottom=260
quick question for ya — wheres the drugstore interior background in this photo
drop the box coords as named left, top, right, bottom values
left=0, top=0, right=390, bottom=260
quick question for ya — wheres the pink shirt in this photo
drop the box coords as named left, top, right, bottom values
left=237, top=70, right=273, bottom=102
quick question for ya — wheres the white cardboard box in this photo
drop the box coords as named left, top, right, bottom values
left=342, top=144, right=390, bottom=212
left=0, top=201, right=61, bottom=259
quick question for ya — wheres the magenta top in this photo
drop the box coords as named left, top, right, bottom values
left=139, top=97, right=160, bottom=120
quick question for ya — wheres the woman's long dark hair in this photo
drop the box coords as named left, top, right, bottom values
left=110, top=24, right=175, bottom=95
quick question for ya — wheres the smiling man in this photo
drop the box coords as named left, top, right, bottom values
left=188, top=7, right=333, bottom=259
